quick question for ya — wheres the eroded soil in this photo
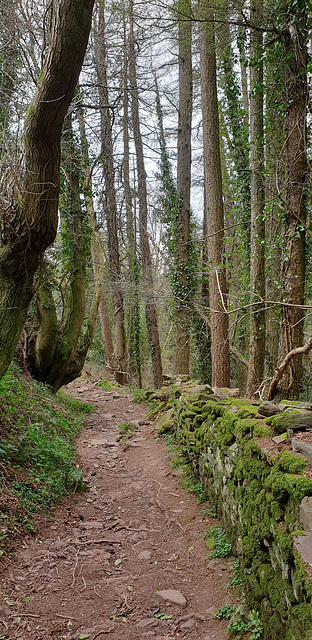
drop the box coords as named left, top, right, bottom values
left=0, top=377, right=236, bottom=640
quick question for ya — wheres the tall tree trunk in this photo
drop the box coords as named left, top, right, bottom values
left=123, top=8, right=135, bottom=272
left=264, top=42, right=285, bottom=379
left=246, top=0, right=265, bottom=397
left=77, top=100, right=115, bottom=372
left=95, top=5, right=127, bottom=385
left=174, top=0, right=192, bottom=376
left=128, top=0, right=162, bottom=388
left=218, top=20, right=250, bottom=230
left=122, top=9, right=141, bottom=384
left=277, top=5, right=308, bottom=399
left=238, top=27, right=249, bottom=123
left=0, top=0, right=95, bottom=381
left=200, top=2, right=230, bottom=388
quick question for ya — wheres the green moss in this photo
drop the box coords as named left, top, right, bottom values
left=171, top=386, right=312, bottom=640
left=254, top=424, right=271, bottom=437
left=26, top=104, right=35, bottom=120
left=234, top=418, right=258, bottom=437
left=277, top=450, right=307, bottom=474
left=284, top=474, right=312, bottom=501
left=236, top=404, right=259, bottom=418
left=288, top=603, right=312, bottom=638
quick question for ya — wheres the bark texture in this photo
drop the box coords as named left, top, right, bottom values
left=277, top=7, right=308, bottom=399
left=246, top=0, right=265, bottom=397
left=200, top=4, right=230, bottom=388
left=174, top=0, right=192, bottom=376
left=29, top=113, right=87, bottom=392
left=0, top=0, right=95, bottom=380
left=95, top=5, right=127, bottom=385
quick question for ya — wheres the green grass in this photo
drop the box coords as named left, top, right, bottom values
left=0, top=365, right=92, bottom=552
left=98, top=380, right=113, bottom=391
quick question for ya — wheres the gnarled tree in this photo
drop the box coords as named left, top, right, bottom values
left=0, top=0, right=95, bottom=381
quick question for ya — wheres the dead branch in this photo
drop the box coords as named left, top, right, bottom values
left=268, top=337, right=312, bottom=400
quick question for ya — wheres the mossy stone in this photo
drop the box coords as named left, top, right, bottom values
left=277, top=450, right=307, bottom=474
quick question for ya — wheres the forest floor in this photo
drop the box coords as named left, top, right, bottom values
left=0, top=375, right=237, bottom=640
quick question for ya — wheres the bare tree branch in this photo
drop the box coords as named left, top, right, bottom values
left=268, top=338, right=312, bottom=400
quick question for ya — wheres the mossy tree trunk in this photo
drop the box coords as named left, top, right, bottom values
left=264, top=38, right=285, bottom=380
left=0, top=0, right=94, bottom=381
left=77, top=96, right=115, bottom=373
left=29, top=113, right=87, bottom=392
left=174, top=0, right=192, bottom=377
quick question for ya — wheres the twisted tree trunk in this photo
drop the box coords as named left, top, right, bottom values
left=0, top=0, right=95, bottom=380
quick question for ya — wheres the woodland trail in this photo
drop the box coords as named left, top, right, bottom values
left=0, top=376, right=236, bottom=640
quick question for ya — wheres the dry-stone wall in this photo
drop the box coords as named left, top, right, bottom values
left=164, top=382, right=312, bottom=640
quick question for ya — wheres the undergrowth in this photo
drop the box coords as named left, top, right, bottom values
left=163, top=433, right=208, bottom=504
left=205, top=525, right=232, bottom=558
left=216, top=605, right=263, bottom=639
left=0, top=365, right=92, bottom=553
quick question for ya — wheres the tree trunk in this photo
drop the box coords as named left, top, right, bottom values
left=95, top=5, right=127, bottom=385
left=0, top=0, right=95, bottom=381
left=277, top=7, right=308, bottom=399
left=264, top=52, right=284, bottom=379
left=200, top=2, right=230, bottom=388
left=129, top=0, right=162, bottom=388
left=77, top=97, right=115, bottom=372
left=174, top=0, right=192, bottom=376
left=31, top=113, right=87, bottom=392
left=246, top=0, right=265, bottom=397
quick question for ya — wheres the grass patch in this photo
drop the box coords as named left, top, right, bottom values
left=57, top=390, right=93, bottom=414
left=98, top=380, right=113, bottom=391
left=0, top=365, right=92, bottom=552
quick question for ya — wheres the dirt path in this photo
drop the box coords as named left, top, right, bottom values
left=0, top=378, right=235, bottom=640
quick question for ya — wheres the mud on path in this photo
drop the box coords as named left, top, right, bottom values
left=0, top=377, right=235, bottom=640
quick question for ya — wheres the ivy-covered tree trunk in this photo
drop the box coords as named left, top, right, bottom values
left=200, top=2, right=230, bottom=388
left=218, top=18, right=250, bottom=392
left=0, top=0, right=94, bottom=381
left=129, top=0, right=162, bottom=388
left=95, top=5, right=127, bottom=385
left=264, top=38, right=285, bottom=379
left=277, top=1, right=308, bottom=399
left=77, top=101, right=115, bottom=372
left=218, top=20, right=250, bottom=230
left=0, top=0, right=18, bottom=149
left=174, top=0, right=192, bottom=376
left=246, top=0, right=265, bottom=398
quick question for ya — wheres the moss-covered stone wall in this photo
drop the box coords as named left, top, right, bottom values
left=170, top=389, right=312, bottom=640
